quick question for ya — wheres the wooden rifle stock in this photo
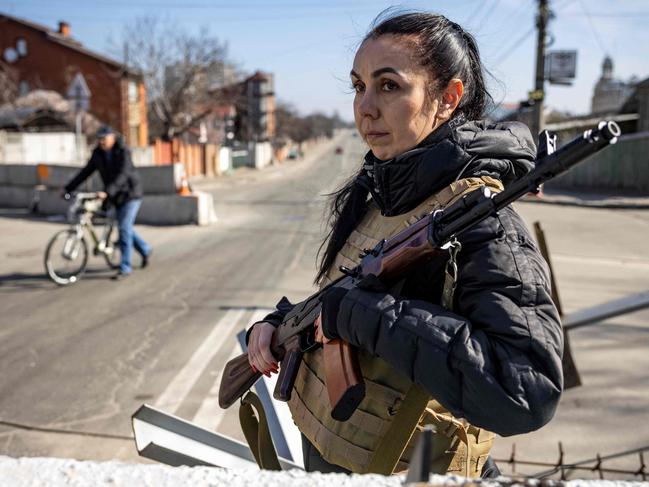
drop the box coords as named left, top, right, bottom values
left=323, top=338, right=365, bottom=421
left=218, top=353, right=262, bottom=409
left=219, top=336, right=286, bottom=409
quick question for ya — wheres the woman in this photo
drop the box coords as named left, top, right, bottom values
left=247, top=11, right=563, bottom=478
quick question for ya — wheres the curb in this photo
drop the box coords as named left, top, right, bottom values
left=519, top=194, right=649, bottom=210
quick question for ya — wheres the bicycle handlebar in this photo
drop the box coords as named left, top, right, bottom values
left=63, top=192, right=102, bottom=201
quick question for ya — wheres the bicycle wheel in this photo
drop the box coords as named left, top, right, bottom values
left=102, top=223, right=121, bottom=270
left=44, top=229, right=88, bottom=285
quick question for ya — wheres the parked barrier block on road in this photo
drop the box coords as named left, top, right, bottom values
left=0, top=164, right=38, bottom=187
left=0, top=185, right=35, bottom=208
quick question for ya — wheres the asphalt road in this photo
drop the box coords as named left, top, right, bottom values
left=0, top=131, right=647, bottom=479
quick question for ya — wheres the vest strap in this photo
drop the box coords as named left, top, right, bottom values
left=239, top=391, right=282, bottom=471
left=366, top=383, right=430, bottom=475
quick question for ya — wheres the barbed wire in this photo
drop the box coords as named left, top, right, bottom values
left=0, top=419, right=133, bottom=441
left=495, top=442, right=649, bottom=480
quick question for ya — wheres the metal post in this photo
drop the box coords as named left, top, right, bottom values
left=75, top=110, right=83, bottom=164
left=533, top=221, right=582, bottom=389
left=531, top=0, right=549, bottom=138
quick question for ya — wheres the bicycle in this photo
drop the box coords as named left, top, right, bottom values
left=44, top=192, right=121, bottom=285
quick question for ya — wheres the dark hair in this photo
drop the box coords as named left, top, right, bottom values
left=315, top=11, right=491, bottom=284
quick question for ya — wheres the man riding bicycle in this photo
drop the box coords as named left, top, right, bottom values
left=63, top=126, right=152, bottom=280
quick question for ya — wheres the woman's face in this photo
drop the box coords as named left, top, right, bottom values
left=351, top=35, right=442, bottom=160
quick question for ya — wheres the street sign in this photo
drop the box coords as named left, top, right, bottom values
left=546, top=50, right=577, bottom=85
left=66, top=72, right=91, bottom=112
left=528, top=89, right=544, bottom=101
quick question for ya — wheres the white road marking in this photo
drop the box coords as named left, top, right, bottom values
left=192, top=310, right=270, bottom=430
left=553, top=253, right=649, bottom=269
left=154, top=308, right=246, bottom=413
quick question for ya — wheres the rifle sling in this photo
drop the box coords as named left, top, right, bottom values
left=366, top=383, right=430, bottom=475
left=239, top=391, right=282, bottom=471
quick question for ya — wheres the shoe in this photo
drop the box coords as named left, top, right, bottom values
left=141, top=250, right=152, bottom=269
left=111, top=271, right=131, bottom=281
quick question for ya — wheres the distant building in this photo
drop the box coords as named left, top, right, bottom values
left=591, top=56, right=635, bottom=115
left=238, top=71, right=276, bottom=142
left=485, top=101, right=523, bottom=124
left=0, top=13, right=148, bottom=146
left=207, top=70, right=276, bottom=144
left=619, top=76, right=649, bottom=133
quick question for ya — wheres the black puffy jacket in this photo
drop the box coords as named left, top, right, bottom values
left=65, top=137, right=143, bottom=206
left=267, top=119, right=563, bottom=437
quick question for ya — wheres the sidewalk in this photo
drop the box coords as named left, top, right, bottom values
left=521, top=188, right=649, bottom=209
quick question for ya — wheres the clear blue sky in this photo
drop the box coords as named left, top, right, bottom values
left=3, top=0, right=648, bottom=122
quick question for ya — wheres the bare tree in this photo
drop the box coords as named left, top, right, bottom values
left=117, top=17, right=236, bottom=140
left=276, top=101, right=337, bottom=144
left=0, top=60, right=18, bottom=106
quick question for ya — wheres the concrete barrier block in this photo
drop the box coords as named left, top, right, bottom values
left=38, top=164, right=79, bottom=188
left=196, top=191, right=218, bottom=225
left=0, top=185, right=35, bottom=208
left=37, top=164, right=102, bottom=191
left=0, top=164, right=39, bottom=186
left=138, top=163, right=184, bottom=195
left=31, top=187, right=215, bottom=226
left=137, top=191, right=216, bottom=226
left=38, top=163, right=182, bottom=194
left=33, top=188, right=72, bottom=215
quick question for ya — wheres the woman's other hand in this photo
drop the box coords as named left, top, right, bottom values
left=314, top=312, right=332, bottom=344
left=248, top=321, right=279, bottom=377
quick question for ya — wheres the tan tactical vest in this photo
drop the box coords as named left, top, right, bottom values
left=288, top=176, right=504, bottom=477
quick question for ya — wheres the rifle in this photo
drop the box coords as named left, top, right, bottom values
left=218, top=121, right=621, bottom=421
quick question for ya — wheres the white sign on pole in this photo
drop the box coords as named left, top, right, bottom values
left=546, top=50, right=577, bottom=84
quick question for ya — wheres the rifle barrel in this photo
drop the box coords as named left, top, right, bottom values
left=433, top=121, right=620, bottom=245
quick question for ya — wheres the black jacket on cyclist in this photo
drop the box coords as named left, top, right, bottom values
left=64, top=137, right=143, bottom=207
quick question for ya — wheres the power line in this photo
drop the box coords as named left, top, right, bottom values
left=577, top=0, right=607, bottom=54
left=477, top=0, right=502, bottom=27
left=12, top=0, right=381, bottom=10
left=565, top=12, right=649, bottom=17
left=492, top=25, right=536, bottom=67
left=9, top=8, right=380, bottom=25
left=463, top=0, right=489, bottom=27
left=481, top=0, right=532, bottom=45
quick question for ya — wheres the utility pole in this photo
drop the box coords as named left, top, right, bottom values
left=531, top=0, right=550, bottom=139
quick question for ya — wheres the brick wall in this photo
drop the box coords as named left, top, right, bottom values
left=0, top=16, right=148, bottom=146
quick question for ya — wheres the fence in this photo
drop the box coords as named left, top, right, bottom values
left=0, top=131, right=279, bottom=178
left=0, top=131, right=88, bottom=165
left=0, top=130, right=154, bottom=168
left=152, top=139, right=234, bottom=177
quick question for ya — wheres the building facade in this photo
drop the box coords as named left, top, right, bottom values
left=0, top=13, right=148, bottom=146
left=591, top=56, right=635, bottom=115
left=239, top=71, right=276, bottom=142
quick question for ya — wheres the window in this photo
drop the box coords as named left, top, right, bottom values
left=128, top=81, right=138, bottom=103
left=129, top=126, right=139, bottom=146
left=3, top=47, right=17, bottom=64
left=19, top=80, right=29, bottom=96
left=16, top=38, right=27, bottom=57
